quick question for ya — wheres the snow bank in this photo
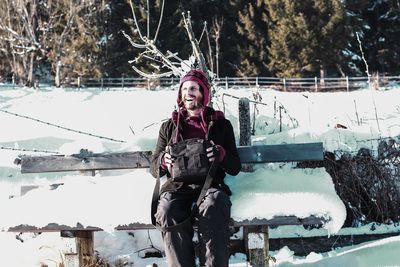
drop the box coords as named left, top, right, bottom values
left=3, top=87, right=399, bottom=233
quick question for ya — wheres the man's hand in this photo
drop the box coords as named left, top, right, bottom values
left=207, top=141, right=225, bottom=163
left=163, top=151, right=174, bottom=173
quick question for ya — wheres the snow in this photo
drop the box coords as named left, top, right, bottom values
left=1, top=85, right=400, bottom=266
left=227, top=166, right=345, bottom=233
left=270, top=235, right=400, bottom=267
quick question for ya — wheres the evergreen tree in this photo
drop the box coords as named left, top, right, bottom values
left=233, top=0, right=271, bottom=76
left=189, top=0, right=242, bottom=77
left=102, top=0, right=136, bottom=77
left=344, top=0, right=400, bottom=75
left=267, top=0, right=346, bottom=78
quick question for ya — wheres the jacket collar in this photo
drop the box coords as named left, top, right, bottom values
left=172, top=106, right=224, bottom=123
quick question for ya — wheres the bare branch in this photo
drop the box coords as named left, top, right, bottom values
left=212, top=16, right=224, bottom=78
left=121, top=30, right=147, bottom=49
left=204, top=21, right=214, bottom=73
left=126, top=2, right=212, bottom=94
left=166, top=51, right=191, bottom=69
left=198, top=21, right=207, bottom=43
left=129, top=62, right=174, bottom=79
left=182, top=11, right=209, bottom=75
left=153, top=0, right=165, bottom=42
left=146, top=42, right=183, bottom=74
left=129, top=0, right=145, bottom=41
left=146, top=0, right=150, bottom=39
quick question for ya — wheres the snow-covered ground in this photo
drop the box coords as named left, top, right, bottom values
left=1, top=85, right=400, bottom=266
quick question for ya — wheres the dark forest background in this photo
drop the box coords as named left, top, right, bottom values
left=0, top=0, right=399, bottom=86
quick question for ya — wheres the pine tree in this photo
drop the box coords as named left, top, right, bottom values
left=102, top=0, right=137, bottom=77
left=344, top=0, right=400, bottom=75
left=267, top=0, right=312, bottom=77
left=233, top=0, right=271, bottom=76
left=192, top=0, right=243, bottom=77
left=267, top=0, right=346, bottom=78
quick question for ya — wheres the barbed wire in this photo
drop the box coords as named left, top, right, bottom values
left=355, top=135, right=399, bottom=143
left=141, top=118, right=169, bottom=132
left=325, top=136, right=400, bottom=158
left=220, top=92, right=299, bottom=130
left=0, top=145, right=60, bottom=154
left=0, top=109, right=127, bottom=143
left=221, top=93, right=268, bottom=106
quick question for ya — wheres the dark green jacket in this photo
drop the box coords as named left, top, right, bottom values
left=150, top=107, right=241, bottom=195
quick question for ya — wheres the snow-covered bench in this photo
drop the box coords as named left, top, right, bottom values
left=4, top=142, right=338, bottom=267
left=8, top=216, right=325, bottom=267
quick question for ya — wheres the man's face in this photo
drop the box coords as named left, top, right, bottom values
left=181, top=80, right=203, bottom=111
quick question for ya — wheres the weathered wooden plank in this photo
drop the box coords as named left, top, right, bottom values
left=18, top=143, right=324, bottom=173
left=7, top=223, right=103, bottom=233
left=237, top=142, right=324, bottom=163
left=19, top=151, right=152, bottom=173
left=233, top=215, right=325, bottom=227
left=230, top=232, right=400, bottom=257
left=7, top=216, right=325, bottom=233
left=270, top=232, right=400, bottom=256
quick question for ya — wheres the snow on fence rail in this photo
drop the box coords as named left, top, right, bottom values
left=1, top=75, right=400, bottom=91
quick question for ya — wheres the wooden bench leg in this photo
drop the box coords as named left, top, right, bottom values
left=75, top=231, right=94, bottom=267
left=244, top=225, right=269, bottom=267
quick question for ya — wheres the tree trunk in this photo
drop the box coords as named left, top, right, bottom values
left=55, top=60, right=61, bottom=87
left=27, top=53, right=34, bottom=87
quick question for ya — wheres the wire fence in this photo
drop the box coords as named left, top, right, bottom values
left=1, top=75, right=400, bottom=92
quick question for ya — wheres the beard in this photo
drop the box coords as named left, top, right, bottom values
left=184, top=100, right=202, bottom=110
left=183, top=95, right=203, bottom=111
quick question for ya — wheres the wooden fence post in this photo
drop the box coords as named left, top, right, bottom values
left=314, top=77, right=318, bottom=92
left=283, top=78, right=286, bottom=91
left=75, top=230, right=94, bottom=267
left=225, top=76, right=228, bottom=90
left=239, top=98, right=253, bottom=172
left=346, top=76, right=349, bottom=92
left=244, top=225, right=270, bottom=267
left=239, top=98, right=251, bottom=146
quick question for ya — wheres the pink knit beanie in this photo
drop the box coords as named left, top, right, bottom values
left=178, top=69, right=210, bottom=107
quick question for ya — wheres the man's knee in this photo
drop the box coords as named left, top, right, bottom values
left=156, top=192, right=192, bottom=227
left=198, top=188, right=231, bottom=220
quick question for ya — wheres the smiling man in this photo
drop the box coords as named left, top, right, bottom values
left=150, top=69, right=242, bottom=267
left=181, top=80, right=203, bottom=112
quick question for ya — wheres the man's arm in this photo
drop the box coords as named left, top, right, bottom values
left=220, top=120, right=242, bottom=176
left=150, top=123, right=169, bottom=178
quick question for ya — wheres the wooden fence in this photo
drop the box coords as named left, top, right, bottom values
left=1, top=75, right=400, bottom=92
